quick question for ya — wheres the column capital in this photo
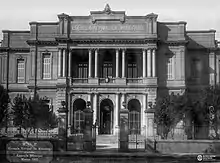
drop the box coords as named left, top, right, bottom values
left=92, top=92, right=99, bottom=95
left=121, top=48, right=127, bottom=52
left=94, top=48, right=99, bottom=52
left=142, top=48, right=147, bottom=52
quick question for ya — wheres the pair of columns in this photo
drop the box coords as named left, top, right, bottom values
left=89, top=49, right=126, bottom=78
left=58, top=49, right=72, bottom=77
left=143, top=49, right=156, bottom=78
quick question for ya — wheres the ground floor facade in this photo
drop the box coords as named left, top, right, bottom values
left=55, top=86, right=157, bottom=137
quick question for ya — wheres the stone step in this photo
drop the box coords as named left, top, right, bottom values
left=96, top=135, right=119, bottom=144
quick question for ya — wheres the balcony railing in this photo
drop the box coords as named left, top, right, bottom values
left=127, top=78, right=143, bottom=83
left=71, top=78, right=88, bottom=83
left=99, top=78, right=115, bottom=83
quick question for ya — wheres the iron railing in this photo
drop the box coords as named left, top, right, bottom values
left=154, top=124, right=220, bottom=140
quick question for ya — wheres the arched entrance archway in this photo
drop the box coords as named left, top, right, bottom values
left=128, top=99, right=141, bottom=134
left=100, top=99, right=114, bottom=134
left=72, top=98, right=86, bottom=134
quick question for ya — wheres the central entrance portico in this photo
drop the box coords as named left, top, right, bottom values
left=65, top=4, right=158, bottom=139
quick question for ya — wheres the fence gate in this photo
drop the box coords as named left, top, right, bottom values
left=128, top=129, right=146, bottom=151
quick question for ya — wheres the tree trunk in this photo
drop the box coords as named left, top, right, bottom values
left=19, top=126, right=22, bottom=135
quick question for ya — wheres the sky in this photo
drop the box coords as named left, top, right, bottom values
left=0, top=0, right=220, bottom=40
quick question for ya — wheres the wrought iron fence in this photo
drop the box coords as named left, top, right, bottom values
left=154, top=124, right=220, bottom=140
left=127, top=127, right=146, bottom=151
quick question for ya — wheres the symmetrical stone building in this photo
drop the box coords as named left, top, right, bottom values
left=0, top=5, right=219, bottom=137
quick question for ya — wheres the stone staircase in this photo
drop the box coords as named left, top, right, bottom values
left=96, top=134, right=119, bottom=145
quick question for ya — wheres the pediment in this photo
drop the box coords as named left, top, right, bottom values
left=90, top=4, right=125, bottom=23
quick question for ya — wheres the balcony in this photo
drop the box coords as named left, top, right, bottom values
left=71, top=78, right=88, bottom=84
left=99, top=78, right=115, bottom=84
left=126, top=78, right=143, bottom=84
left=70, top=77, right=158, bottom=86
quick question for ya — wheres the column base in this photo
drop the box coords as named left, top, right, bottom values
left=114, top=125, right=119, bottom=135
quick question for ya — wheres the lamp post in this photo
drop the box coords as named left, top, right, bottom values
left=83, top=101, right=94, bottom=151
left=57, top=100, right=68, bottom=151
left=119, top=101, right=129, bottom=152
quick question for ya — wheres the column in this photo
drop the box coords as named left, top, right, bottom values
left=93, top=93, right=98, bottom=135
left=152, top=49, right=156, bottom=77
left=116, top=49, right=119, bottom=78
left=114, top=93, right=119, bottom=135
left=68, top=50, right=72, bottom=77
left=62, top=49, right=66, bottom=77
left=122, top=49, right=125, bottom=78
left=88, top=49, right=92, bottom=78
left=95, top=49, right=98, bottom=78
left=58, top=49, right=62, bottom=77
left=147, top=49, right=151, bottom=77
left=121, top=93, right=126, bottom=109
left=143, top=49, right=146, bottom=78
left=142, top=93, right=147, bottom=134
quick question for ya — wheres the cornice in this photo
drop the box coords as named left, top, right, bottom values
left=0, top=47, right=30, bottom=53
left=187, top=47, right=218, bottom=52
left=159, top=40, right=189, bottom=46
left=29, top=22, right=59, bottom=25
left=2, top=30, right=30, bottom=33
left=26, top=40, right=58, bottom=46
left=70, top=38, right=158, bottom=44
left=55, top=37, right=73, bottom=43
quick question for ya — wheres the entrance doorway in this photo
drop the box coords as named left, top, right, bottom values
left=99, top=99, right=114, bottom=134
left=128, top=99, right=141, bottom=134
left=72, top=98, right=86, bottom=134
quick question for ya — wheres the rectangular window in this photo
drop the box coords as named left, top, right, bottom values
left=127, top=63, right=137, bottom=78
left=191, top=59, right=200, bottom=78
left=17, top=59, right=25, bottom=83
left=42, top=53, right=51, bottom=79
left=74, top=111, right=85, bottom=133
left=77, top=63, right=88, bottom=78
left=167, top=57, right=174, bottom=80
left=101, top=62, right=113, bottom=78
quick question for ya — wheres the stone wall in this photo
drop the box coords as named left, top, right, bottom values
left=154, top=140, right=220, bottom=154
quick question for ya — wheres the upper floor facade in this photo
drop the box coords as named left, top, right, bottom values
left=0, top=4, right=219, bottom=94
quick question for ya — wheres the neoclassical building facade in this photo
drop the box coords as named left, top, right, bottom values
left=0, top=5, right=219, bottom=137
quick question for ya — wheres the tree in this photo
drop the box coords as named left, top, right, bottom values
left=12, top=94, right=58, bottom=138
left=197, top=86, right=220, bottom=139
left=154, top=93, right=185, bottom=139
left=12, top=94, right=36, bottom=137
left=0, top=85, right=10, bottom=128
